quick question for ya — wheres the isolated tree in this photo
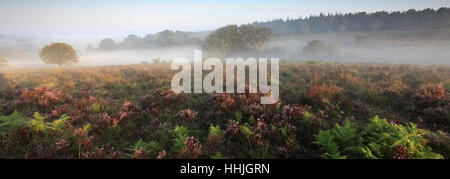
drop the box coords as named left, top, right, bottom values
left=99, top=38, right=117, bottom=51
left=0, top=57, right=7, bottom=68
left=302, top=40, right=327, bottom=57
left=39, top=43, right=79, bottom=66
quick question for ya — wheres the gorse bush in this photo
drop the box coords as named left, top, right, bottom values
left=315, top=116, right=443, bottom=159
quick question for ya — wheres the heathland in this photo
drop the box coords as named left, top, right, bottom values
left=0, top=62, right=448, bottom=159
left=0, top=8, right=449, bottom=159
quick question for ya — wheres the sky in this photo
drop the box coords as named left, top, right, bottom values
left=0, top=0, right=449, bottom=38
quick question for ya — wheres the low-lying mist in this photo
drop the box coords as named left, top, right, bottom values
left=262, top=32, right=450, bottom=65
left=2, top=33, right=450, bottom=68
left=79, top=46, right=199, bottom=66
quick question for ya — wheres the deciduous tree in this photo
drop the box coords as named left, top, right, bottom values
left=39, top=43, right=79, bottom=66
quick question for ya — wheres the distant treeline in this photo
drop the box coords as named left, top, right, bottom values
left=252, top=8, right=450, bottom=36
left=93, top=30, right=207, bottom=51
left=93, top=8, right=450, bottom=51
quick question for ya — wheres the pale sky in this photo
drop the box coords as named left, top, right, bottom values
left=0, top=0, right=448, bottom=37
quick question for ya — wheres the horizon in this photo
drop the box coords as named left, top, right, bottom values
left=0, top=0, right=449, bottom=38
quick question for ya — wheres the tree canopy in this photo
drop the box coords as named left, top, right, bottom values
left=39, top=43, right=79, bottom=66
left=99, top=38, right=117, bottom=51
left=239, top=24, right=273, bottom=49
left=203, top=24, right=272, bottom=56
left=121, top=34, right=140, bottom=49
left=253, top=8, right=450, bottom=36
left=97, top=30, right=203, bottom=51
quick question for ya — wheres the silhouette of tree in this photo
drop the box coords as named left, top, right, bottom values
left=253, top=8, right=450, bottom=35
left=39, top=43, right=79, bottom=66
left=303, top=40, right=327, bottom=57
left=99, top=38, right=117, bottom=51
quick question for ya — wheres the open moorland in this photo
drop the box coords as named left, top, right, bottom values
left=0, top=61, right=448, bottom=159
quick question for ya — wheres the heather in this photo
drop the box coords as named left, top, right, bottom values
left=0, top=61, right=448, bottom=159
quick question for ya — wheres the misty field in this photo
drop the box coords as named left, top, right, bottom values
left=0, top=61, right=448, bottom=159
left=1, top=7, right=450, bottom=159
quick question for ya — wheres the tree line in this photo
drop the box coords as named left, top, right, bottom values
left=93, top=25, right=273, bottom=57
left=252, top=8, right=450, bottom=36
left=94, top=30, right=205, bottom=51
left=12, top=8, right=448, bottom=67
left=10, top=24, right=272, bottom=67
left=204, top=24, right=272, bottom=57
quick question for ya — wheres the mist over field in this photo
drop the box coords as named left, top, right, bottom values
left=2, top=31, right=450, bottom=68
left=80, top=47, right=199, bottom=66
left=0, top=1, right=449, bottom=69
left=2, top=6, right=450, bottom=67
left=266, top=31, right=450, bottom=65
